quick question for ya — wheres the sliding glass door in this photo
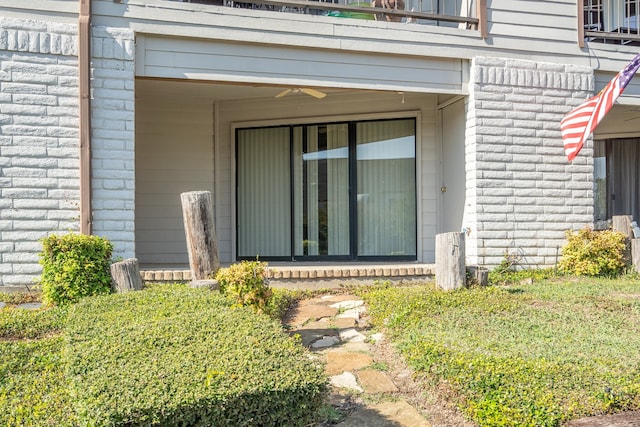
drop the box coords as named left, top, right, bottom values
left=236, top=118, right=417, bottom=261
left=357, top=119, right=416, bottom=256
left=293, top=124, right=350, bottom=257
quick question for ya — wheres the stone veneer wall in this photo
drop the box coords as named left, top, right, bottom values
left=89, top=26, right=135, bottom=261
left=0, top=17, right=135, bottom=287
left=465, top=57, right=595, bottom=267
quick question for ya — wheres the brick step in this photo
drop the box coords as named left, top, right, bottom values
left=140, top=264, right=435, bottom=284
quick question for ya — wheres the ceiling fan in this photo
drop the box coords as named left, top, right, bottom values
left=275, top=88, right=327, bottom=99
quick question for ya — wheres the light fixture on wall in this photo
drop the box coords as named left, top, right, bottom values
left=275, top=88, right=327, bottom=99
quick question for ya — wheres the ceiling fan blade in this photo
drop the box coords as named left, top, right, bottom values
left=301, top=88, right=327, bottom=99
left=275, top=89, right=293, bottom=98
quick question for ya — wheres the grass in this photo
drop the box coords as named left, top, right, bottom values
left=362, top=278, right=640, bottom=427
left=0, top=285, right=325, bottom=427
left=0, top=304, right=74, bottom=427
left=5, top=278, right=640, bottom=426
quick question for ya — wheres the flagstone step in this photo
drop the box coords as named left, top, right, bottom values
left=567, top=411, right=640, bottom=426
left=283, top=293, right=432, bottom=427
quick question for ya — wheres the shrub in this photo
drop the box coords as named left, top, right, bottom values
left=64, top=285, right=327, bottom=426
left=558, top=227, right=627, bottom=277
left=264, top=287, right=302, bottom=320
left=215, top=259, right=272, bottom=314
left=39, top=233, right=113, bottom=306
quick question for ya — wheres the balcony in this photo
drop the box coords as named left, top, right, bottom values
left=171, top=0, right=484, bottom=31
left=583, top=0, right=640, bottom=46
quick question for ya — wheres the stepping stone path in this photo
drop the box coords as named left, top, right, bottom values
left=284, top=293, right=432, bottom=426
left=16, top=302, right=42, bottom=310
left=0, top=301, right=44, bottom=310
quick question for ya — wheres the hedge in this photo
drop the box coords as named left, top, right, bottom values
left=39, top=233, right=113, bottom=306
left=64, top=285, right=327, bottom=426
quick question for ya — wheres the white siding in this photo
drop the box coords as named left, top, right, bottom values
left=440, top=97, right=467, bottom=234
left=135, top=96, right=214, bottom=266
left=136, top=35, right=466, bottom=95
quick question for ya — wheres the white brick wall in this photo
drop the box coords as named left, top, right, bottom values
left=90, top=26, right=135, bottom=260
left=465, top=57, right=595, bottom=267
left=0, top=18, right=79, bottom=286
left=0, top=18, right=135, bottom=287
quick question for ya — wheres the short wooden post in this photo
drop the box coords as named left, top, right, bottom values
left=467, top=266, right=489, bottom=287
left=613, top=215, right=634, bottom=265
left=632, top=239, right=640, bottom=273
left=613, top=215, right=633, bottom=240
left=110, top=258, right=143, bottom=293
left=436, top=232, right=466, bottom=291
left=181, top=191, right=220, bottom=281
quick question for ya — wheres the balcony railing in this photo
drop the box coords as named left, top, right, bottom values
left=173, top=0, right=486, bottom=34
left=582, top=0, right=640, bottom=46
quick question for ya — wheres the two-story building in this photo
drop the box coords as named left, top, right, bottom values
left=1, top=0, right=639, bottom=286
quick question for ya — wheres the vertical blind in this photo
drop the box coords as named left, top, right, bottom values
left=607, top=138, right=640, bottom=221
left=237, top=127, right=291, bottom=257
left=356, top=119, right=416, bottom=256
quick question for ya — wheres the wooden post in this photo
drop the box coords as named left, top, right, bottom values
left=436, top=232, right=466, bottom=291
left=613, top=215, right=634, bottom=265
left=612, top=215, right=633, bottom=240
left=110, top=258, right=143, bottom=293
left=181, top=191, right=220, bottom=281
left=633, top=239, right=640, bottom=273
left=467, top=266, right=488, bottom=287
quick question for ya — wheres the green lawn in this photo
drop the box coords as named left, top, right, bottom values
left=0, top=286, right=324, bottom=427
left=362, top=278, right=640, bottom=427
left=4, top=279, right=640, bottom=426
left=0, top=306, right=73, bottom=426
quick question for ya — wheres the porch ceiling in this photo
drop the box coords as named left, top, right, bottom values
left=596, top=104, right=640, bottom=139
left=135, top=78, right=367, bottom=102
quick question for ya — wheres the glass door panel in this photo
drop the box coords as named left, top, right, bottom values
left=356, top=119, right=417, bottom=256
left=293, top=124, right=350, bottom=256
left=237, top=127, right=291, bottom=258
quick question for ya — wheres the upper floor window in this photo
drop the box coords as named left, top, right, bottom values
left=584, top=0, right=640, bottom=45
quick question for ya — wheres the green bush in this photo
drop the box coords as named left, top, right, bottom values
left=558, top=227, right=627, bottom=277
left=39, top=233, right=113, bottom=306
left=264, top=287, right=302, bottom=320
left=216, top=260, right=272, bottom=314
left=64, top=285, right=327, bottom=426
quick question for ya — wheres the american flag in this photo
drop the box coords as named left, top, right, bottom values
left=561, top=52, right=640, bottom=162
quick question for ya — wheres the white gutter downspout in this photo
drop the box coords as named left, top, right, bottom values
left=79, top=0, right=92, bottom=234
